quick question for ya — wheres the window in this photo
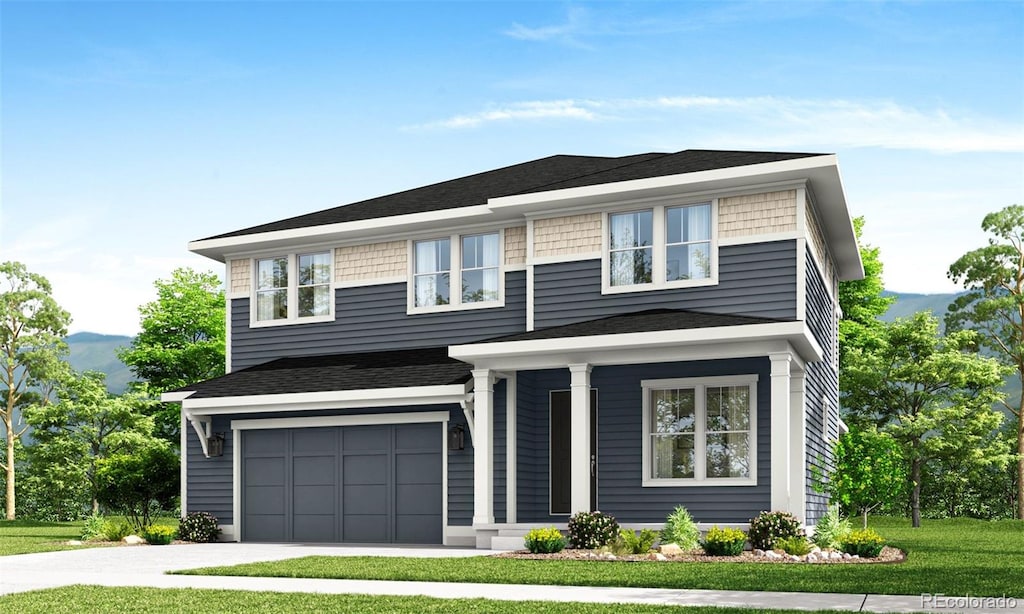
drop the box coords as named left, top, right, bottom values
left=410, top=231, right=502, bottom=312
left=642, top=375, right=757, bottom=486
left=603, top=201, right=716, bottom=293
left=253, top=251, right=333, bottom=325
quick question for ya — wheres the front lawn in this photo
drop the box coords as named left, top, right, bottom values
left=179, top=517, right=1024, bottom=597
left=0, top=520, right=90, bottom=556
left=0, top=586, right=850, bottom=614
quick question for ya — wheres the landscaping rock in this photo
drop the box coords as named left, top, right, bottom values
left=830, top=551, right=843, bottom=560
left=66, top=540, right=83, bottom=546
left=788, top=555, right=800, bottom=562
left=655, top=553, right=667, bottom=561
left=805, top=552, right=817, bottom=561
left=659, top=543, right=682, bottom=556
left=764, top=550, right=783, bottom=559
left=753, top=549, right=765, bottom=556
left=122, top=535, right=146, bottom=545
left=810, top=546, right=821, bottom=554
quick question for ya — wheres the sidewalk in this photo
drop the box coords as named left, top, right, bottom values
left=1, top=543, right=1019, bottom=613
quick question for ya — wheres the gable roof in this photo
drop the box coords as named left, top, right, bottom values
left=203, top=149, right=824, bottom=240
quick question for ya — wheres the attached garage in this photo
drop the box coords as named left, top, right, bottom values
left=240, top=420, right=444, bottom=544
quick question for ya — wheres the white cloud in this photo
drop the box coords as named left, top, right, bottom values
left=413, top=95, right=1024, bottom=154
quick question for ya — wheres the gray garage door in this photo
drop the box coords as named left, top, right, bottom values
left=241, top=422, right=442, bottom=543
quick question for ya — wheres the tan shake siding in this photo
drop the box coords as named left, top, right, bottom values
left=533, top=213, right=602, bottom=258
left=505, top=226, right=527, bottom=265
left=336, top=241, right=407, bottom=282
left=229, top=259, right=250, bottom=294
left=719, top=190, right=798, bottom=238
left=806, top=197, right=835, bottom=284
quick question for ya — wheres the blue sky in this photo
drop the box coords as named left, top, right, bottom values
left=2, top=1, right=1022, bottom=335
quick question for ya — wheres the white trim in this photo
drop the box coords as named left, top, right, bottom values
left=188, top=414, right=214, bottom=457
left=525, top=219, right=535, bottom=332
left=181, top=384, right=469, bottom=416
left=530, top=252, right=602, bottom=266
left=335, top=276, right=406, bottom=289
left=231, top=411, right=450, bottom=544
left=641, top=374, right=758, bottom=488
left=450, top=321, right=823, bottom=370
left=227, top=291, right=248, bottom=300
left=225, top=262, right=233, bottom=374
left=472, top=369, right=495, bottom=526
left=407, top=230, right=505, bottom=315
left=506, top=372, right=517, bottom=524
left=504, top=263, right=527, bottom=272
left=162, top=390, right=196, bottom=402
left=769, top=352, right=793, bottom=513
left=718, top=230, right=803, bottom=246
left=180, top=412, right=187, bottom=516
left=569, top=364, right=592, bottom=514
left=249, top=251, right=336, bottom=328
left=231, top=410, right=450, bottom=431
left=218, top=524, right=235, bottom=542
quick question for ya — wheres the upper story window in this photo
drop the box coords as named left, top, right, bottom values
left=603, top=201, right=717, bottom=294
left=410, top=231, right=503, bottom=313
left=641, top=375, right=757, bottom=487
left=253, top=251, right=333, bottom=326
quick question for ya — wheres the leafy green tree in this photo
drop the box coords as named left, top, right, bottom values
left=24, top=370, right=159, bottom=514
left=118, top=268, right=225, bottom=441
left=838, top=217, right=894, bottom=374
left=842, top=312, right=1010, bottom=527
left=95, top=440, right=179, bottom=531
left=0, top=261, right=71, bottom=520
left=825, top=427, right=905, bottom=528
left=947, top=204, right=1024, bottom=520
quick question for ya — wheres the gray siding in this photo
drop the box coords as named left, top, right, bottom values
left=232, top=271, right=526, bottom=369
left=446, top=380, right=507, bottom=526
left=534, top=241, right=797, bottom=329
left=185, top=415, right=234, bottom=525
left=516, top=360, right=772, bottom=524
left=804, top=252, right=839, bottom=524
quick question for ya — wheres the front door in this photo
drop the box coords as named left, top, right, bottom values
left=549, top=389, right=598, bottom=515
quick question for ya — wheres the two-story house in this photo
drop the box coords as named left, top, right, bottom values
left=165, top=149, right=863, bottom=548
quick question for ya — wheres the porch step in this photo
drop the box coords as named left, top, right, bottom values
left=490, top=535, right=526, bottom=550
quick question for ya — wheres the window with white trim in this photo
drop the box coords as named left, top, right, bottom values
left=410, top=231, right=502, bottom=312
left=604, top=201, right=717, bottom=293
left=253, top=251, right=333, bottom=324
left=642, top=375, right=757, bottom=486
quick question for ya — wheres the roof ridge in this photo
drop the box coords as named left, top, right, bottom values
left=510, top=152, right=670, bottom=196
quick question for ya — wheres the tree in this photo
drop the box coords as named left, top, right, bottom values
left=947, top=204, right=1024, bottom=520
left=838, top=217, right=894, bottom=376
left=24, top=370, right=159, bottom=514
left=0, top=261, right=71, bottom=520
left=95, top=440, right=179, bottom=531
left=842, top=312, right=1010, bottom=527
left=825, top=426, right=905, bottom=528
left=117, top=268, right=225, bottom=441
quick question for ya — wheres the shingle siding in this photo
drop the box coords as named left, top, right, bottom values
left=533, top=241, right=797, bottom=329
left=804, top=250, right=839, bottom=525
left=719, top=190, right=797, bottom=238
left=231, top=271, right=526, bottom=369
left=533, top=213, right=602, bottom=258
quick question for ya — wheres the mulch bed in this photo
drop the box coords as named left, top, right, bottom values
left=493, top=546, right=906, bottom=564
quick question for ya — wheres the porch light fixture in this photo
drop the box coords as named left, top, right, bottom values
left=448, top=424, right=465, bottom=451
left=207, top=433, right=225, bottom=457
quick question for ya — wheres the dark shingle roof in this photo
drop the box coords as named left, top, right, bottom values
left=177, top=346, right=470, bottom=399
left=474, top=309, right=788, bottom=344
left=204, top=149, right=824, bottom=240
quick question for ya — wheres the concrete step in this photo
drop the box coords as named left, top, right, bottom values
left=490, top=535, right=526, bottom=550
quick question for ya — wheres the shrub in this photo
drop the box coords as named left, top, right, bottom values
left=660, top=505, right=700, bottom=551
left=774, top=535, right=812, bottom=556
left=141, top=524, right=177, bottom=545
left=616, top=528, right=658, bottom=555
left=840, top=528, right=886, bottom=558
left=748, top=510, right=803, bottom=551
left=95, top=442, right=179, bottom=532
left=178, top=511, right=221, bottom=543
left=567, top=511, right=619, bottom=549
left=701, top=526, right=746, bottom=556
left=81, top=513, right=106, bottom=541
left=523, top=527, right=566, bottom=554
left=101, top=517, right=134, bottom=542
left=812, top=504, right=852, bottom=550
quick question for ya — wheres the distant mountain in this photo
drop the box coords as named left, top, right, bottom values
left=65, top=332, right=135, bottom=394
left=880, top=290, right=962, bottom=322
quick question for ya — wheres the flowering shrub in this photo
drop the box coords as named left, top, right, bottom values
left=141, top=524, right=176, bottom=545
left=178, top=511, right=221, bottom=543
left=524, top=526, right=566, bottom=554
left=748, top=510, right=804, bottom=550
left=840, top=528, right=886, bottom=558
left=567, top=510, right=619, bottom=549
left=702, top=526, right=746, bottom=556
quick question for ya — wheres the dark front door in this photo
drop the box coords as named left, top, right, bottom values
left=550, top=389, right=598, bottom=515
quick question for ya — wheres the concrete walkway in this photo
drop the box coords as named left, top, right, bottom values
left=1, top=543, right=1020, bottom=613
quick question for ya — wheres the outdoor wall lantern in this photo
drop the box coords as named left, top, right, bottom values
left=207, top=433, right=225, bottom=457
left=448, top=424, right=465, bottom=451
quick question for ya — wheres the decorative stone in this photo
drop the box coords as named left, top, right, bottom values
left=66, top=540, right=83, bottom=546
left=810, top=546, right=821, bottom=554
left=851, top=554, right=860, bottom=559
left=805, top=552, right=817, bottom=561
left=659, top=543, right=682, bottom=556
left=765, top=550, right=783, bottom=559
left=605, top=554, right=617, bottom=560
left=842, top=552, right=852, bottom=560
left=655, top=553, right=667, bottom=561
left=123, top=535, right=146, bottom=545
left=753, top=549, right=765, bottom=557
left=830, top=551, right=843, bottom=560
left=788, top=555, right=800, bottom=562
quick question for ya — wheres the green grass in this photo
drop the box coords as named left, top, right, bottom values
left=0, top=586, right=852, bottom=614
left=179, top=517, right=1024, bottom=597
left=0, top=516, right=180, bottom=556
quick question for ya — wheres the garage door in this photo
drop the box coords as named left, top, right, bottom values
left=241, top=422, right=442, bottom=543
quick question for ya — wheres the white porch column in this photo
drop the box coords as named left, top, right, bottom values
left=769, top=352, right=793, bottom=513
left=568, top=363, right=592, bottom=515
left=789, top=370, right=807, bottom=522
left=472, top=368, right=494, bottom=526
